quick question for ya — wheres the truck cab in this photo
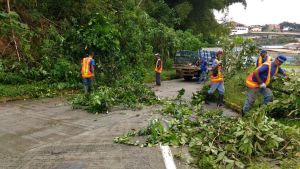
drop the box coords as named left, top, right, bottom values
left=172, top=50, right=199, bottom=80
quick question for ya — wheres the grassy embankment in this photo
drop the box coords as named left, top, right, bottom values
left=0, top=69, right=178, bottom=101
left=0, top=82, right=80, bottom=102
left=282, top=65, right=300, bottom=69
left=144, top=69, right=178, bottom=83
left=223, top=67, right=256, bottom=112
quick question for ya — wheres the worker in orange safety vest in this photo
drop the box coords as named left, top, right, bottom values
left=256, top=49, right=272, bottom=67
left=204, top=51, right=225, bottom=107
left=81, top=51, right=95, bottom=95
left=242, top=55, right=287, bottom=115
left=155, top=53, right=163, bottom=86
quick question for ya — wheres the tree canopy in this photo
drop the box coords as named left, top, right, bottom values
left=141, top=0, right=247, bottom=38
left=0, top=0, right=246, bottom=85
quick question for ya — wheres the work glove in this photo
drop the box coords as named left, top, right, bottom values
left=259, top=83, right=266, bottom=88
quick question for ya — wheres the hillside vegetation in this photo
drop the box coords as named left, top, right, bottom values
left=0, top=0, right=247, bottom=91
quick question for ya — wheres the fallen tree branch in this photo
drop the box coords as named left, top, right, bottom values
left=288, top=109, right=300, bottom=117
left=41, top=15, right=60, bottom=27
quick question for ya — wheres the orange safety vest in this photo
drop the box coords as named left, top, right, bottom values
left=257, top=56, right=272, bottom=67
left=81, top=57, right=94, bottom=78
left=210, top=59, right=223, bottom=83
left=155, top=59, right=163, bottom=73
left=246, top=62, right=279, bottom=88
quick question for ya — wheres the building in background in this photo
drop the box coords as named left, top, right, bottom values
left=250, top=26, right=262, bottom=32
left=282, top=26, right=293, bottom=32
left=230, top=22, right=249, bottom=35
left=262, top=24, right=281, bottom=32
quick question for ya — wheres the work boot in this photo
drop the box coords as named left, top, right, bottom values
left=241, top=110, right=245, bottom=117
left=217, top=94, right=224, bottom=107
left=204, top=93, right=211, bottom=105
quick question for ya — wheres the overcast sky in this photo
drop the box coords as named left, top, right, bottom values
left=214, top=0, right=300, bottom=25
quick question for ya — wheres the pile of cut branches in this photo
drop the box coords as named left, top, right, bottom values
left=114, top=91, right=300, bottom=168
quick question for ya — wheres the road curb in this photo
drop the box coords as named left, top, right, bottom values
left=0, top=95, right=32, bottom=103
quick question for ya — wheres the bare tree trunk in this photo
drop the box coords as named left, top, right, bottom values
left=7, top=0, right=21, bottom=61
left=137, top=0, right=143, bottom=7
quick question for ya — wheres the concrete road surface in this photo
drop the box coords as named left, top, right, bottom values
left=0, top=79, right=235, bottom=169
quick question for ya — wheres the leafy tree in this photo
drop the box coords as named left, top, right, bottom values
left=220, top=36, right=257, bottom=76
left=163, top=0, right=246, bottom=38
left=280, top=21, right=300, bottom=32
left=0, top=11, right=32, bottom=62
left=0, top=0, right=207, bottom=86
left=140, top=0, right=179, bottom=27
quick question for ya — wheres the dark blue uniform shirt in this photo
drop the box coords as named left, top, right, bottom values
left=200, top=60, right=207, bottom=72
left=253, top=62, right=284, bottom=82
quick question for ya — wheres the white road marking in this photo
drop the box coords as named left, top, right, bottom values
left=160, top=143, right=177, bottom=169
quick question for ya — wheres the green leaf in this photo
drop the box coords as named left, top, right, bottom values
left=235, top=161, right=245, bottom=168
left=224, top=157, right=234, bottom=164
left=211, top=148, right=218, bottom=155
left=216, top=151, right=226, bottom=162
left=226, top=162, right=234, bottom=169
left=273, top=136, right=284, bottom=143
left=255, top=134, right=265, bottom=141
left=234, top=131, right=244, bottom=137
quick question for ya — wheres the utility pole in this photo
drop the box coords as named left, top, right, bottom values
left=7, top=0, right=21, bottom=61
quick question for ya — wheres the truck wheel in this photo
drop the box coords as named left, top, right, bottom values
left=183, top=76, right=193, bottom=81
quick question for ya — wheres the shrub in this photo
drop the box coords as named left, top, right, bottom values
left=50, top=58, right=80, bottom=83
left=71, top=78, right=158, bottom=113
left=0, top=72, right=27, bottom=85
